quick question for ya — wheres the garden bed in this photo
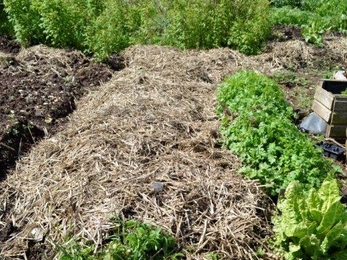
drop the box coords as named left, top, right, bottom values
left=0, top=31, right=347, bottom=259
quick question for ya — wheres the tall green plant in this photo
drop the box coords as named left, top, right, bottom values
left=84, top=0, right=141, bottom=60
left=31, top=0, right=89, bottom=48
left=3, top=0, right=43, bottom=45
left=162, top=0, right=271, bottom=54
left=0, top=1, right=13, bottom=36
left=228, top=0, right=271, bottom=54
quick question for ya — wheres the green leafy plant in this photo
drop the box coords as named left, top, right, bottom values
left=272, top=178, right=347, bottom=260
left=216, top=70, right=335, bottom=196
left=270, top=0, right=347, bottom=41
left=31, top=0, right=89, bottom=48
left=302, top=20, right=330, bottom=45
left=3, top=0, right=273, bottom=59
left=59, top=219, right=183, bottom=260
left=270, top=0, right=303, bottom=8
left=3, top=0, right=43, bottom=45
left=270, top=6, right=311, bottom=27
left=0, top=1, right=13, bottom=36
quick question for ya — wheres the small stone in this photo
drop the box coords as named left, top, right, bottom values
left=30, top=227, right=44, bottom=242
left=35, top=109, right=43, bottom=117
left=152, top=182, right=165, bottom=192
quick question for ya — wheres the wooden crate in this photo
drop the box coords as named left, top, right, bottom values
left=312, top=79, right=347, bottom=142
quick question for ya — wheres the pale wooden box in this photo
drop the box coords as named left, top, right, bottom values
left=312, top=79, right=347, bottom=142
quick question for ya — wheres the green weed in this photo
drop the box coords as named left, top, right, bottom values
left=58, top=219, right=183, bottom=260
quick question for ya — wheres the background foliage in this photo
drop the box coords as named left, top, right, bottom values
left=2, top=0, right=272, bottom=59
left=270, top=0, right=347, bottom=44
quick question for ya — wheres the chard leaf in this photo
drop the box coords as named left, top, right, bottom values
left=307, top=189, right=323, bottom=223
left=317, top=201, right=346, bottom=235
left=298, top=234, right=320, bottom=259
left=318, top=179, right=341, bottom=213
left=321, top=222, right=347, bottom=254
left=273, top=179, right=347, bottom=260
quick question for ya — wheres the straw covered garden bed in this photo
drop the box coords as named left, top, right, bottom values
left=0, top=33, right=347, bottom=259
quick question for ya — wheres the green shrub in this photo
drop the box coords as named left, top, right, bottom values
left=3, top=0, right=43, bottom=45
left=59, top=219, right=183, bottom=260
left=3, top=0, right=273, bottom=58
left=228, top=0, right=271, bottom=54
left=272, top=178, right=347, bottom=260
left=84, top=0, right=154, bottom=60
left=216, top=70, right=334, bottom=196
left=162, top=0, right=271, bottom=54
left=3, top=0, right=102, bottom=48
left=0, top=1, right=13, bottom=36
left=30, top=0, right=89, bottom=48
left=270, top=0, right=303, bottom=8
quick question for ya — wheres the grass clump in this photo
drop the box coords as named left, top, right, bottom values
left=216, top=70, right=335, bottom=196
left=58, top=219, right=183, bottom=260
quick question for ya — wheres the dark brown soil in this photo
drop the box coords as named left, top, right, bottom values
left=271, top=25, right=304, bottom=42
left=0, top=36, right=21, bottom=54
left=0, top=36, right=124, bottom=180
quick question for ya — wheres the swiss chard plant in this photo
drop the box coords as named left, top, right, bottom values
left=272, top=178, right=347, bottom=260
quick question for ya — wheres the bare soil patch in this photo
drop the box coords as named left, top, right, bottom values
left=0, top=32, right=346, bottom=259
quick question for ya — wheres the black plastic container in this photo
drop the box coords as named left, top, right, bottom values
left=315, top=141, right=346, bottom=161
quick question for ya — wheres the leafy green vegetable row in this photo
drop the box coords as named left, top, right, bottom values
left=270, top=0, right=347, bottom=45
left=216, top=70, right=335, bottom=196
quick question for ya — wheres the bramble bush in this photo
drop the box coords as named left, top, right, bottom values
left=216, top=70, right=335, bottom=196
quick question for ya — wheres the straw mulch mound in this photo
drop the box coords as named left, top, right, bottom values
left=255, top=38, right=347, bottom=73
left=0, top=45, right=277, bottom=259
